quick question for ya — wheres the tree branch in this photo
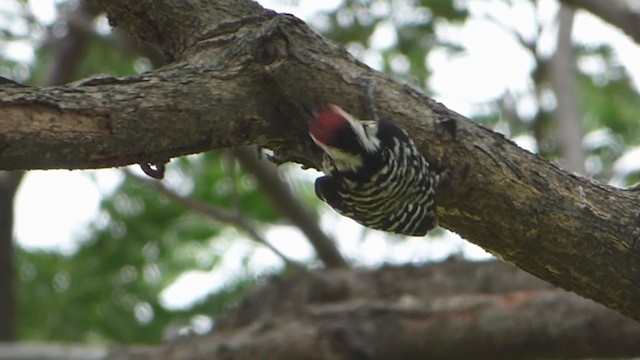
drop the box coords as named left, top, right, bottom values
left=560, top=0, right=640, bottom=45
left=97, top=0, right=266, bottom=60
left=1, top=0, right=639, bottom=321
left=106, top=261, right=640, bottom=360
left=123, top=169, right=309, bottom=274
left=0, top=61, right=272, bottom=170
left=231, top=147, right=348, bottom=268
left=550, top=5, right=585, bottom=173
left=5, top=261, right=639, bottom=359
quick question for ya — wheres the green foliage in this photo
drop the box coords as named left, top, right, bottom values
left=17, top=153, right=279, bottom=343
left=182, top=154, right=281, bottom=223
left=5, top=0, right=288, bottom=341
left=17, top=246, right=255, bottom=343
left=574, top=44, right=640, bottom=142
left=31, top=29, right=145, bottom=84
left=580, top=74, right=640, bottom=143
left=321, top=0, right=467, bottom=84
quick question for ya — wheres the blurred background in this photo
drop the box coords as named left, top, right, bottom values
left=1, top=0, right=639, bottom=345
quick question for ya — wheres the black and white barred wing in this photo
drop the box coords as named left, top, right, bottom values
left=316, top=138, right=440, bottom=236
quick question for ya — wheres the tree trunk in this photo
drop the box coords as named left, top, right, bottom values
left=0, top=171, right=23, bottom=340
left=550, top=5, right=584, bottom=173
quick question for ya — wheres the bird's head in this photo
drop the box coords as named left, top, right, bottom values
left=308, top=104, right=380, bottom=171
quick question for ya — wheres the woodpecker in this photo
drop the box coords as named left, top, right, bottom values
left=309, top=104, right=445, bottom=236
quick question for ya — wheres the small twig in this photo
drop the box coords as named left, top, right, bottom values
left=122, top=168, right=309, bottom=273
left=479, top=13, right=538, bottom=54
left=223, top=151, right=241, bottom=214
left=231, top=147, right=349, bottom=268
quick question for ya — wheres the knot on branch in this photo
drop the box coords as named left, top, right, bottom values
left=255, top=33, right=289, bottom=68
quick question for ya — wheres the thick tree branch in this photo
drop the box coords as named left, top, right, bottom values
left=1, top=0, right=639, bottom=321
left=560, top=0, right=640, bottom=45
left=0, top=60, right=276, bottom=170
left=97, top=0, right=266, bottom=60
left=106, top=261, right=640, bottom=360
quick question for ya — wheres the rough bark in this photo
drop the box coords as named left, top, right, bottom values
left=0, top=0, right=639, bottom=322
left=105, top=261, right=640, bottom=360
